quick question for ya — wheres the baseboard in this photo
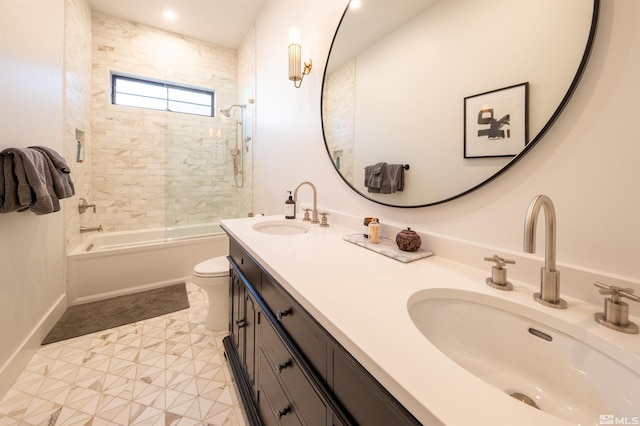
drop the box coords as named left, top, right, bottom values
left=69, top=276, right=191, bottom=306
left=0, top=293, right=67, bottom=401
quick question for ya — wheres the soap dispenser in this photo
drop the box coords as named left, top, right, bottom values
left=285, top=191, right=296, bottom=219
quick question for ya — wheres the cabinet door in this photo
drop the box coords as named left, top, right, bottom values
left=332, top=346, right=421, bottom=426
left=230, top=264, right=259, bottom=402
left=244, top=290, right=258, bottom=399
left=230, top=268, right=244, bottom=353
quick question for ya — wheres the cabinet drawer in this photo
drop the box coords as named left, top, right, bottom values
left=261, top=317, right=328, bottom=426
left=259, top=349, right=302, bottom=426
left=229, top=240, right=261, bottom=290
left=262, top=275, right=327, bottom=378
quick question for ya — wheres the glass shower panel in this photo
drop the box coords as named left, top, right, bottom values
left=163, top=111, right=252, bottom=232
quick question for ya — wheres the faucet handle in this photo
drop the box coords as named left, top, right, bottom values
left=78, top=198, right=96, bottom=213
left=484, top=255, right=515, bottom=291
left=319, top=212, right=330, bottom=227
left=593, top=282, right=639, bottom=334
left=594, top=282, right=640, bottom=303
left=484, top=255, right=515, bottom=269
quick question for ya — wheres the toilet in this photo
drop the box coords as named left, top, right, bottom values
left=192, top=256, right=230, bottom=330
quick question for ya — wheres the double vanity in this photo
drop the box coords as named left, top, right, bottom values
left=219, top=1, right=613, bottom=423
left=221, top=213, right=640, bottom=425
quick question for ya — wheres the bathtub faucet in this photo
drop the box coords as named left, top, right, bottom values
left=78, top=198, right=97, bottom=214
left=80, top=225, right=103, bottom=233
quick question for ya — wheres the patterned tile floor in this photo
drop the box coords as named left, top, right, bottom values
left=0, top=283, right=247, bottom=425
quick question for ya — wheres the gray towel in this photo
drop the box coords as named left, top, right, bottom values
left=0, top=147, right=74, bottom=215
left=365, top=162, right=387, bottom=192
left=364, top=165, right=375, bottom=189
left=0, top=148, right=55, bottom=214
left=29, top=145, right=71, bottom=173
left=386, top=163, right=405, bottom=193
left=0, top=154, right=24, bottom=213
left=30, top=146, right=75, bottom=198
left=364, top=162, right=404, bottom=194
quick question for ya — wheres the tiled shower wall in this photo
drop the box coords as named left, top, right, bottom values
left=90, top=12, right=251, bottom=232
left=64, top=0, right=93, bottom=251
left=236, top=24, right=256, bottom=219
left=322, top=59, right=355, bottom=183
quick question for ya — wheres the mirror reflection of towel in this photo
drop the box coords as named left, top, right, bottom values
left=364, top=162, right=404, bottom=194
left=364, top=162, right=386, bottom=190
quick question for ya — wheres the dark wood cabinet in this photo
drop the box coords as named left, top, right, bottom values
left=331, top=346, right=421, bottom=426
left=260, top=312, right=330, bottom=425
left=262, top=274, right=328, bottom=381
left=223, top=238, right=422, bottom=426
left=229, top=266, right=259, bottom=403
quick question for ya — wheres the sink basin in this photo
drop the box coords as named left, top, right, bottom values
left=408, top=289, right=640, bottom=425
left=252, top=220, right=310, bottom=235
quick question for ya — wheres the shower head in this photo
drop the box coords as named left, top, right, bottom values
left=220, top=104, right=246, bottom=118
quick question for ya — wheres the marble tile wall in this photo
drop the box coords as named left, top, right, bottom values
left=90, top=12, right=250, bottom=232
left=235, top=25, right=256, bottom=218
left=64, top=0, right=93, bottom=250
left=322, top=59, right=355, bottom=182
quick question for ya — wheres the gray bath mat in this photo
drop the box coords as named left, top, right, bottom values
left=42, top=283, right=190, bottom=345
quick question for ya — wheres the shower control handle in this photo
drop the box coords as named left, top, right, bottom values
left=78, top=198, right=97, bottom=214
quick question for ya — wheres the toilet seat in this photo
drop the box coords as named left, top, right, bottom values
left=193, top=256, right=229, bottom=278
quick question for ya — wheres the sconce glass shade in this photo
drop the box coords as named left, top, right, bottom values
left=288, top=26, right=311, bottom=88
left=289, top=43, right=302, bottom=83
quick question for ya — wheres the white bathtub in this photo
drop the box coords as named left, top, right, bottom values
left=67, top=223, right=229, bottom=305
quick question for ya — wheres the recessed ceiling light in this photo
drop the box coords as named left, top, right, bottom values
left=163, top=9, right=176, bottom=21
left=350, top=0, right=362, bottom=9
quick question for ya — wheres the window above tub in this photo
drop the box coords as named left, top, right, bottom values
left=111, top=73, right=215, bottom=117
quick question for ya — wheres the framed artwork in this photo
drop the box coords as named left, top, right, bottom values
left=464, top=82, right=529, bottom=158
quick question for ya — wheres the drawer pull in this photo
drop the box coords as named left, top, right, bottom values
left=235, top=319, right=246, bottom=328
left=276, top=360, right=292, bottom=373
left=274, top=406, right=290, bottom=419
left=276, top=308, right=292, bottom=321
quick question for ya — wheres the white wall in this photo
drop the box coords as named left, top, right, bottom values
left=254, top=0, right=639, bottom=282
left=0, top=0, right=67, bottom=397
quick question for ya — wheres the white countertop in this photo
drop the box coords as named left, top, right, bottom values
left=221, top=215, right=640, bottom=426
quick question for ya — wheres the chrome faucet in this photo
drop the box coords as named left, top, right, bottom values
left=523, top=194, right=567, bottom=309
left=293, top=181, right=319, bottom=224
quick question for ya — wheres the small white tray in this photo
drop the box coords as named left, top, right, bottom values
left=343, top=233, right=434, bottom=263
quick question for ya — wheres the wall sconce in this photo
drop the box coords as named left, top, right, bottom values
left=288, top=27, right=312, bottom=88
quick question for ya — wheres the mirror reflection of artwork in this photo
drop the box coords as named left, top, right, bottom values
left=322, top=0, right=598, bottom=207
left=464, top=83, right=528, bottom=158
left=477, top=109, right=510, bottom=140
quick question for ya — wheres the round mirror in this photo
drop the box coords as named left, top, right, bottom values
left=322, top=0, right=599, bottom=207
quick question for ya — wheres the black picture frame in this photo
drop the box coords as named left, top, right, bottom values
left=464, top=82, right=529, bottom=158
